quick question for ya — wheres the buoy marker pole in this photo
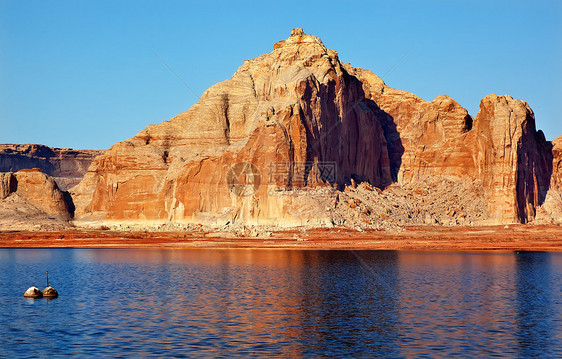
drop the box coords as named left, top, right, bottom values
left=46, top=271, right=49, bottom=287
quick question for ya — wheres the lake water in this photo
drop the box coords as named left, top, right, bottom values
left=0, top=249, right=560, bottom=358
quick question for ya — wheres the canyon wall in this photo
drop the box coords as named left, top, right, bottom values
left=352, top=68, right=553, bottom=224
left=0, top=144, right=102, bottom=190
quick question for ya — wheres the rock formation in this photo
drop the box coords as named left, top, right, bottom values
left=0, top=144, right=102, bottom=190
left=536, top=136, right=562, bottom=224
left=471, top=95, right=552, bottom=223
left=70, top=29, right=558, bottom=227
left=0, top=169, right=71, bottom=220
left=0, top=173, right=17, bottom=199
left=352, top=71, right=553, bottom=224
left=72, top=28, right=392, bottom=226
left=349, top=67, right=473, bottom=183
left=550, top=136, right=562, bottom=190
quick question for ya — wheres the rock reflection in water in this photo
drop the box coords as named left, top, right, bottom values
left=0, top=249, right=560, bottom=357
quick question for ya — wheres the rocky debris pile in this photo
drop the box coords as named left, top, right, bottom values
left=84, top=221, right=205, bottom=233
left=333, top=178, right=489, bottom=228
left=537, top=190, right=562, bottom=225
left=0, top=194, right=70, bottom=231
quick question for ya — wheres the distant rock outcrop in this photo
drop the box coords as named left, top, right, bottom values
left=0, top=144, right=102, bottom=190
left=0, top=173, right=17, bottom=199
left=68, top=29, right=559, bottom=227
left=0, top=169, right=71, bottom=220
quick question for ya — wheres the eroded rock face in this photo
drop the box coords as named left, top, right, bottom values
left=0, top=144, right=102, bottom=190
left=350, top=67, right=474, bottom=183
left=72, top=29, right=557, bottom=226
left=470, top=95, right=552, bottom=223
left=0, top=173, right=17, bottom=199
left=551, top=136, right=562, bottom=190
left=537, top=136, right=562, bottom=224
left=1, top=169, right=71, bottom=220
left=354, top=67, right=554, bottom=224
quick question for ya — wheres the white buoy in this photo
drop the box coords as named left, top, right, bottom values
left=24, top=286, right=42, bottom=299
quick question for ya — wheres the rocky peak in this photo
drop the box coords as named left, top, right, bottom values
left=274, top=28, right=324, bottom=48
left=291, top=28, right=304, bottom=36
left=271, top=28, right=337, bottom=65
left=72, top=28, right=394, bottom=225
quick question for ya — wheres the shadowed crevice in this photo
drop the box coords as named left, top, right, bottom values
left=62, top=191, right=76, bottom=218
left=516, top=124, right=553, bottom=223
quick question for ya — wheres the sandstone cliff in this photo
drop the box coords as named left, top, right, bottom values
left=352, top=69, right=553, bottom=224
left=72, top=28, right=392, bottom=226
left=0, top=144, right=102, bottom=190
left=0, top=172, right=17, bottom=199
left=71, top=29, right=558, bottom=227
left=0, top=169, right=71, bottom=221
left=536, top=136, right=562, bottom=224
left=471, top=95, right=552, bottom=223
left=550, top=136, right=562, bottom=190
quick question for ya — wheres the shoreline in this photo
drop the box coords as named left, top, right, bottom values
left=1, top=225, right=561, bottom=251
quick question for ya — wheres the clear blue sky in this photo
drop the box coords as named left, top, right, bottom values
left=1, top=0, right=560, bottom=150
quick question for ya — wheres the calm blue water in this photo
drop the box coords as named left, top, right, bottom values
left=0, top=249, right=560, bottom=358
